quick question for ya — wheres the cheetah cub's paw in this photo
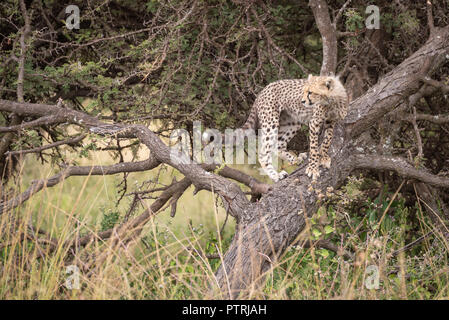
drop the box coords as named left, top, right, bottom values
left=305, top=165, right=320, bottom=181
left=279, top=170, right=289, bottom=180
left=297, top=152, right=308, bottom=163
left=271, top=170, right=289, bottom=183
left=320, top=154, right=331, bottom=169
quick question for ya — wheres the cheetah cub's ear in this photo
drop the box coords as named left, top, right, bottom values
left=325, top=78, right=333, bottom=90
left=307, top=74, right=314, bottom=81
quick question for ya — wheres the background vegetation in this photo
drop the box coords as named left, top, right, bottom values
left=0, top=0, right=448, bottom=299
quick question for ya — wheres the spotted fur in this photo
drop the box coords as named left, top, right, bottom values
left=242, top=74, right=348, bottom=182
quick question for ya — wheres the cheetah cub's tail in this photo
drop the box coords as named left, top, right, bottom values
left=240, top=106, right=258, bottom=130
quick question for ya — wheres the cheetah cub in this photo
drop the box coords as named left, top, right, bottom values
left=241, top=74, right=348, bottom=182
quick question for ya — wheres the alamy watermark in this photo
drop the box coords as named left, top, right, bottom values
left=169, top=121, right=281, bottom=175
left=65, top=265, right=80, bottom=290
left=365, top=5, right=380, bottom=30
left=65, top=5, right=80, bottom=30
left=63, top=4, right=380, bottom=31
left=364, top=264, right=380, bottom=290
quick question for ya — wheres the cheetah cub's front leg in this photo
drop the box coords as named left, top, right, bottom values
left=305, top=108, right=325, bottom=181
left=318, top=122, right=336, bottom=169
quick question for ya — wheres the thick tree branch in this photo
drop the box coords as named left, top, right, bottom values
left=414, top=183, right=449, bottom=234
left=350, top=154, right=449, bottom=189
left=201, top=164, right=271, bottom=196
left=309, top=0, right=338, bottom=75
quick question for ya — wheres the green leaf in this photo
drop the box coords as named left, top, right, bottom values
left=312, top=228, right=322, bottom=238
left=324, top=225, right=334, bottom=234
left=317, top=249, right=329, bottom=258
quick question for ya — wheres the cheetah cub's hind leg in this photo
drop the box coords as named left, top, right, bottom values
left=277, top=113, right=302, bottom=166
left=258, top=110, right=288, bottom=182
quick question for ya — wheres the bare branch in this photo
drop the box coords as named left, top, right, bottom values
left=0, top=156, right=160, bottom=214
left=410, top=113, right=449, bottom=124
left=334, top=0, right=352, bottom=27
left=201, top=163, right=271, bottom=195
left=411, top=106, right=424, bottom=160
left=337, top=29, right=365, bottom=38
left=422, top=77, right=449, bottom=93
left=0, top=115, right=66, bottom=133
left=414, top=183, right=449, bottom=234
left=391, top=230, right=434, bottom=257
left=351, top=155, right=449, bottom=189
left=5, top=134, right=86, bottom=156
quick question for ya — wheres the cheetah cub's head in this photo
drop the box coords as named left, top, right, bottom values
left=301, top=74, right=347, bottom=109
